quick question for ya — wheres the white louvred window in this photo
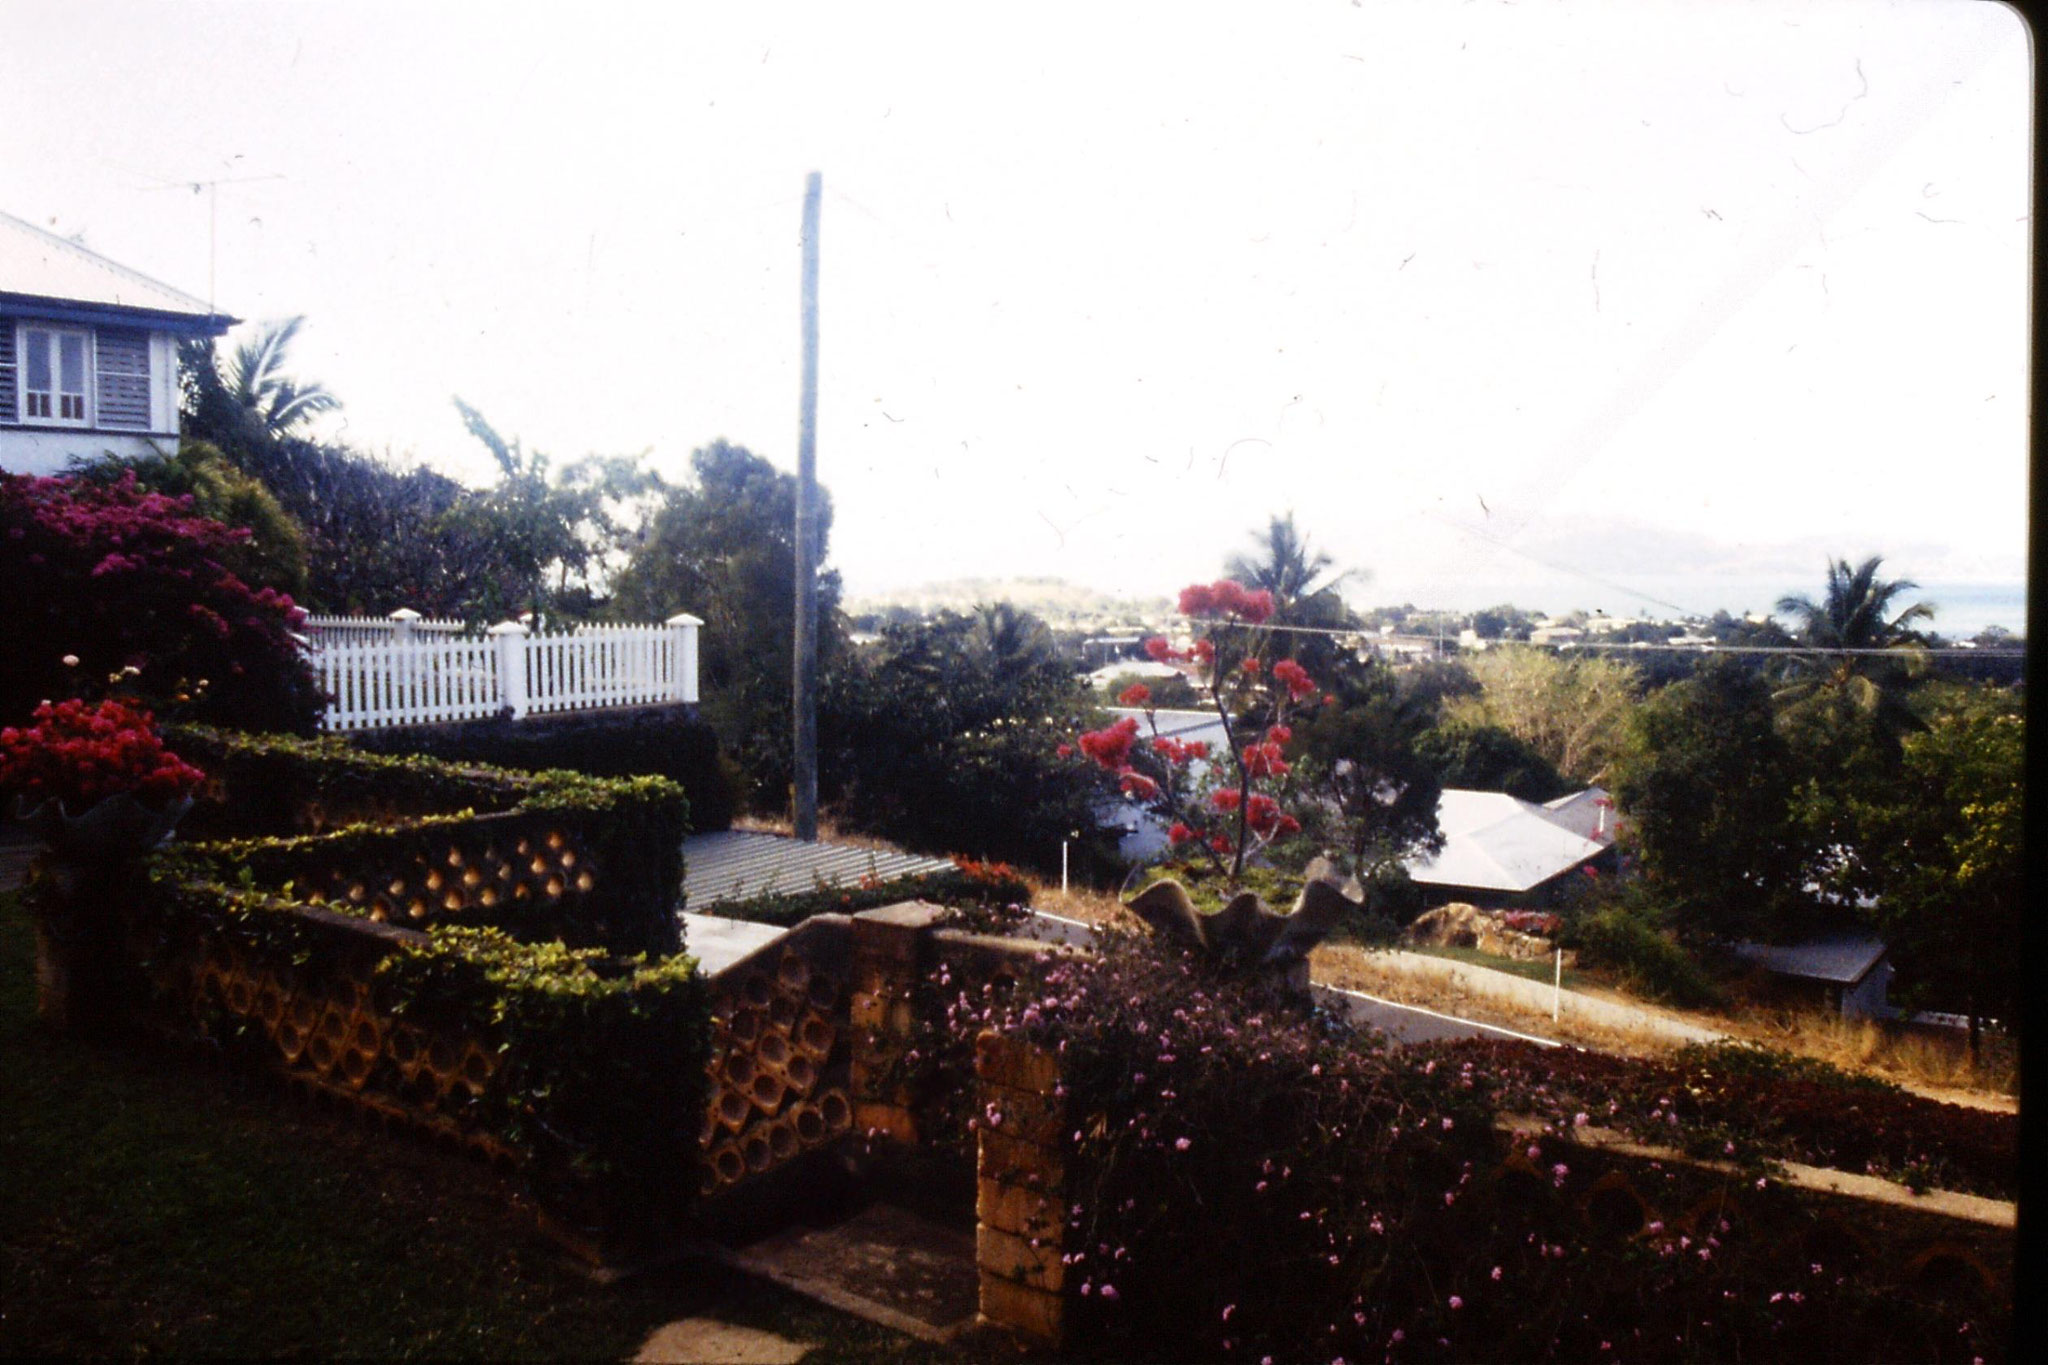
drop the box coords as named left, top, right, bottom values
left=19, top=326, right=93, bottom=426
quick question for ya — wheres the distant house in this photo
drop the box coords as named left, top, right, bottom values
left=1730, top=933, right=1894, bottom=1020
left=1403, top=788, right=1615, bottom=906
left=1, top=209, right=234, bottom=476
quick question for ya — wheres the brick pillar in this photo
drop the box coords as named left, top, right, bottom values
left=847, top=902, right=947, bottom=1145
left=973, top=1030, right=1070, bottom=1345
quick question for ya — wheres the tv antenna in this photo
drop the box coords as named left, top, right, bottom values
left=138, top=168, right=285, bottom=310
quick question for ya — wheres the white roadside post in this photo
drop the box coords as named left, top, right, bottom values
left=1554, top=948, right=1563, bottom=1022
left=666, top=613, right=702, bottom=705
left=488, top=620, right=530, bottom=720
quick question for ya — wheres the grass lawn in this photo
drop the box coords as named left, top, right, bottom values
left=0, top=888, right=956, bottom=1362
left=1406, top=942, right=1583, bottom=990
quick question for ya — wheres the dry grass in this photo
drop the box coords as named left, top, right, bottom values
left=1714, top=1005, right=2018, bottom=1108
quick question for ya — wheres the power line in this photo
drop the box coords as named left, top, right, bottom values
left=1178, top=618, right=2025, bottom=659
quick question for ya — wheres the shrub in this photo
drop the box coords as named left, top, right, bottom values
left=943, top=927, right=2005, bottom=1362
left=0, top=471, right=321, bottom=733
left=348, top=706, right=738, bottom=834
left=1561, top=893, right=1721, bottom=1008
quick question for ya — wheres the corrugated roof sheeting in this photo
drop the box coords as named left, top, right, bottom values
left=1732, top=934, right=1889, bottom=985
left=1406, top=790, right=1610, bottom=893
left=0, top=209, right=222, bottom=320
left=681, top=829, right=955, bottom=909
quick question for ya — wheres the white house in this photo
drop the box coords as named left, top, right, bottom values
left=1, top=209, right=234, bottom=476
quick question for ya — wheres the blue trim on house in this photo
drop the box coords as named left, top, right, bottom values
left=0, top=293, right=235, bottom=337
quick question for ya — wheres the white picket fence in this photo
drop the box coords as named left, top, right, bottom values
left=305, top=611, right=701, bottom=732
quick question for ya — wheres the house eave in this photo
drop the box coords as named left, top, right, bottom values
left=0, top=291, right=237, bottom=337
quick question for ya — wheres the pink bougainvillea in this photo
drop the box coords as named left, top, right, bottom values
left=0, top=472, right=321, bottom=732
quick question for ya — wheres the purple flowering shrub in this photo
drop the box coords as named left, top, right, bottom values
left=0, top=472, right=321, bottom=732
left=1425, top=1038, right=2018, bottom=1201
left=914, top=919, right=2007, bottom=1362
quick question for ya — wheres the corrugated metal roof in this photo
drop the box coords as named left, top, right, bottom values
left=681, top=829, right=955, bottom=909
left=0, top=209, right=229, bottom=324
left=1405, top=789, right=1609, bottom=893
left=1732, top=933, right=1888, bottom=985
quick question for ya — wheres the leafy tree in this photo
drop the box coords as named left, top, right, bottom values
left=1467, top=604, right=1535, bottom=641
left=1850, top=686, right=2021, bottom=1053
left=1291, top=655, right=1443, bottom=879
left=1413, top=721, right=1571, bottom=802
left=1606, top=659, right=1806, bottom=942
left=823, top=607, right=1112, bottom=872
left=609, top=441, right=841, bottom=809
left=1442, top=646, right=1640, bottom=783
left=0, top=472, right=321, bottom=733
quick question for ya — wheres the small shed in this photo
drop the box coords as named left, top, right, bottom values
left=1731, top=933, right=1894, bottom=1020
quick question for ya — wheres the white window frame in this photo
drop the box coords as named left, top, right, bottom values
left=16, top=324, right=95, bottom=428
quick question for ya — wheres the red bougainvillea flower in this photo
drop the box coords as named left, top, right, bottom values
left=1153, top=738, right=1187, bottom=766
left=1077, top=716, right=1141, bottom=770
left=0, top=698, right=204, bottom=811
left=1143, top=636, right=1178, bottom=663
left=1192, top=639, right=1216, bottom=666
left=1242, top=741, right=1289, bottom=779
left=1056, top=743, right=1074, bottom=758
left=1246, top=793, right=1285, bottom=835
left=1208, top=833, right=1233, bottom=856
left=1323, top=693, right=1338, bottom=707
left=1179, top=579, right=1275, bottom=625
left=1168, top=822, right=1196, bottom=845
left=1271, top=658, right=1315, bottom=700
left=1119, top=770, right=1159, bottom=800
left=1265, top=724, right=1292, bottom=745
left=1239, top=656, right=1261, bottom=676
left=1117, top=682, right=1153, bottom=707
left=1210, top=788, right=1242, bottom=813
left=1183, top=740, right=1209, bottom=760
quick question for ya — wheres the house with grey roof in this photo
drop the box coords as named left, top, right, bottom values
left=1, top=209, right=235, bottom=476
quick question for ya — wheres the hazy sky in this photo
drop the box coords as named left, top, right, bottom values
left=2, top=0, right=2031, bottom=624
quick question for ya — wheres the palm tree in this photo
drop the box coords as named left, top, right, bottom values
left=220, top=316, right=340, bottom=437
left=1774, top=555, right=1934, bottom=741
left=1225, top=511, right=1346, bottom=611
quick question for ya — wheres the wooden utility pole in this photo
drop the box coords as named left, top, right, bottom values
left=793, top=172, right=822, bottom=841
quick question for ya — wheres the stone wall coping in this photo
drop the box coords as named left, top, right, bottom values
left=1497, top=1113, right=2016, bottom=1229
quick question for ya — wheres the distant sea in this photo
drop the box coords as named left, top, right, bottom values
left=1370, top=580, right=2028, bottom=640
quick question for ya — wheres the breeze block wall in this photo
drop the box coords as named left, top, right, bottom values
left=113, top=729, right=707, bottom=1263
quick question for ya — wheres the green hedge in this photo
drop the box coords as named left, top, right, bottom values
left=132, top=874, right=710, bottom=1241
left=346, top=707, right=739, bottom=834
left=166, top=726, right=688, bottom=958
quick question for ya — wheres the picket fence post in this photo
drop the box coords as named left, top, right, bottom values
left=487, top=620, right=530, bottom=719
left=667, top=613, right=702, bottom=705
